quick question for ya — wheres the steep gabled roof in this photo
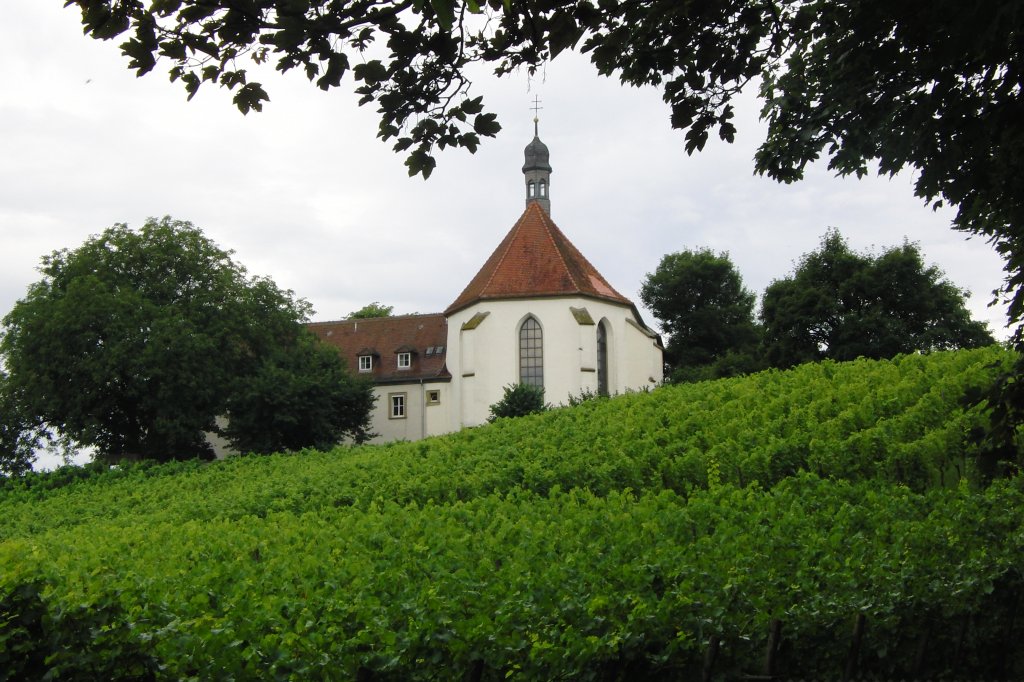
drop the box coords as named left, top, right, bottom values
left=445, top=201, right=631, bottom=315
left=308, top=314, right=451, bottom=384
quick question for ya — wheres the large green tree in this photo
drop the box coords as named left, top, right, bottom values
left=0, top=217, right=373, bottom=464
left=0, top=370, right=38, bottom=476
left=640, top=248, right=761, bottom=382
left=223, top=332, right=376, bottom=452
left=347, top=302, right=394, bottom=319
left=761, top=231, right=995, bottom=368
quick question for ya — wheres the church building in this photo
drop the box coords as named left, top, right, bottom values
left=309, top=126, right=664, bottom=442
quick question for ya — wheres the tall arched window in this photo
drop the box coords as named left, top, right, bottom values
left=519, top=316, right=543, bottom=388
left=597, top=320, right=609, bottom=396
left=528, top=181, right=536, bottom=198
left=539, top=179, right=547, bottom=198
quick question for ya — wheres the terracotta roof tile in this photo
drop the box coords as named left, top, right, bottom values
left=308, top=314, right=451, bottom=384
left=445, top=202, right=631, bottom=315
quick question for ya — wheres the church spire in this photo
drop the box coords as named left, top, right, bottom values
left=522, top=96, right=552, bottom=215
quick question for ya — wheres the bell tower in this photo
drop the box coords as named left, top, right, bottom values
left=522, top=97, right=552, bottom=215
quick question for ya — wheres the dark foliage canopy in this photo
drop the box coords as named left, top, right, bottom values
left=0, top=217, right=373, bottom=470
left=761, top=231, right=995, bottom=368
left=640, top=248, right=761, bottom=382
left=64, top=0, right=1023, bottom=319
left=67, top=0, right=1022, bottom=326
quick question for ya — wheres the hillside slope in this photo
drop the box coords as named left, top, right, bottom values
left=2, top=347, right=1022, bottom=681
left=0, top=346, right=1008, bottom=540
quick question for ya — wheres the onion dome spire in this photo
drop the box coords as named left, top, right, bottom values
left=523, top=96, right=552, bottom=215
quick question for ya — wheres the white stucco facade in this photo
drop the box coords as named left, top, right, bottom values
left=365, top=381, right=452, bottom=443
left=445, top=296, right=663, bottom=430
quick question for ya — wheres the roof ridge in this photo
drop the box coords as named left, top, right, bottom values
left=479, top=208, right=528, bottom=296
left=557, top=224, right=625, bottom=300
left=537, top=207, right=628, bottom=302
left=310, top=312, right=445, bottom=326
left=537, top=205, right=581, bottom=292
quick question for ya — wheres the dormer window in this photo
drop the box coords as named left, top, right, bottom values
left=358, top=355, right=373, bottom=372
left=397, top=352, right=411, bottom=369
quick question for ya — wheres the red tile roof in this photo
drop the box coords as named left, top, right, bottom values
left=445, top=201, right=632, bottom=315
left=308, top=314, right=451, bottom=384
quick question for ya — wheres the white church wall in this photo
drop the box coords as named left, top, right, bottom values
left=579, top=320, right=597, bottom=372
left=620, top=319, right=664, bottom=391
left=446, top=297, right=662, bottom=429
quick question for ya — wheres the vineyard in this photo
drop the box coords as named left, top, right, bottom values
left=1, top=347, right=1022, bottom=680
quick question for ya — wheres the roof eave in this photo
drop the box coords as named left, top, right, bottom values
left=445, top=292, right=633, bottom=318
left=371, top=374, right=453, bottom=386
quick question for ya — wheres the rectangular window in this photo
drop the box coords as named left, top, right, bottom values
left=389, top=393, right=406, bottom=419
left=426, top=390, right=440, bottom=405
left=397, top=352, right=411, bottom=369
left=358, top=355, right=372, bottom=372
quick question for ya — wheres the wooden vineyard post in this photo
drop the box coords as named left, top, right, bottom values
left=763, top=618, right=782, bottom=678
left=952, top=612, right=971, bottom=674
left=996, top=585, right=1020, bottom=678
left=910, top=624, right=929, bottom=678
left=842, top=613, right=866, bottom=682
left=702, top=635, right=720, bottom=682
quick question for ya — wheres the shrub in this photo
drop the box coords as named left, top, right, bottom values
left=488, top=383, right=547, bottom=421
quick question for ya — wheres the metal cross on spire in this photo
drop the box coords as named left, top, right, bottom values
left=530, top=95, right=543, bottom=136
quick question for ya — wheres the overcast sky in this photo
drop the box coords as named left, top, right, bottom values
left=1, top=1, right=1013, bottom=449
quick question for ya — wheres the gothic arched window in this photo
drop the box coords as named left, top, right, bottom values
left=597, top=320, right=609, bottom=396
left=519, top=316, right=543, bottom=388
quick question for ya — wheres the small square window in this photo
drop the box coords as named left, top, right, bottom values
left=358, top=355, right=372, bottom=372
left=397, top=352, right=411, bottom=369
left=426, top=390, right=440, bottom=405
left=389, top=393, right=406, bottom=419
